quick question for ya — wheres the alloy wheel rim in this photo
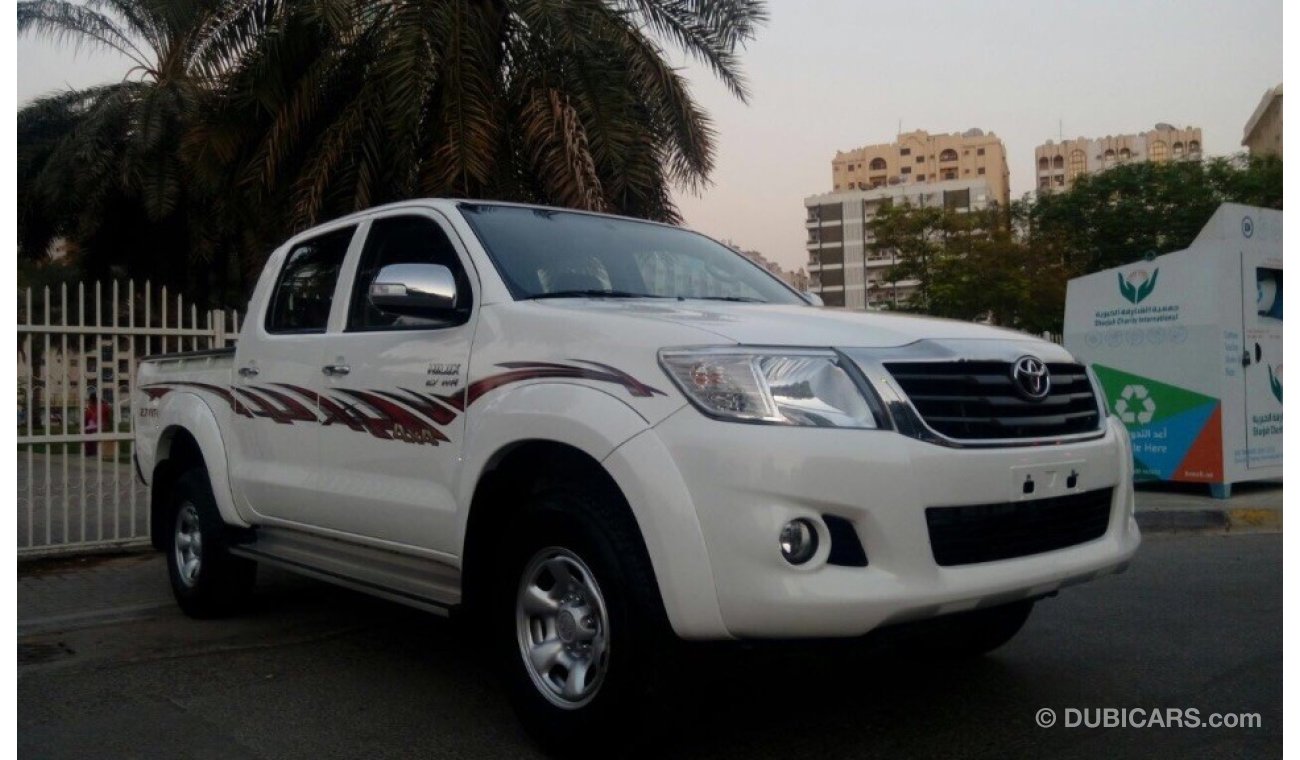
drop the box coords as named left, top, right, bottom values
left=515, top=547, right=610, bottom=709
left=173, top=502, right=202, bottom=588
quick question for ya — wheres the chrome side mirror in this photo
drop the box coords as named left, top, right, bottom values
left=369, top=263, right=458, bottom=316
left=803, top=291, right=825, bottom=307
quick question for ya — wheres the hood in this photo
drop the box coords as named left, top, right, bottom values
left=528, top=300, right=1048, bottom=349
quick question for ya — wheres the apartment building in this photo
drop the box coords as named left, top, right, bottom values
left=830, top=129, right=1011, bottom=209
left=804, top=179, right=995, bottom=309
left=1034, top=124, right=1203, bottom=193
left=1242, top=84, right=1282, bottom=158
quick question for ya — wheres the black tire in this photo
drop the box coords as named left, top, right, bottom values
left=494, top=470, right=672, bottom=754
left=902, top=600, right=1034, bottom=659
left=164, top=467, right=257, bottom=618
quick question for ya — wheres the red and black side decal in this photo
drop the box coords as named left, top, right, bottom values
left=465, top=360, right=666, bottom=405
left=139, top=359, right=665, bottom=446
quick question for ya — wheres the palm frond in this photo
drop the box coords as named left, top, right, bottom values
left=19, top=0, right=152, bottom=69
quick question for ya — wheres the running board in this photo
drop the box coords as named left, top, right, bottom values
left=228, top=527, right=460, bottom=616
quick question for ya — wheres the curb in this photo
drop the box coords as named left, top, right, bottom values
left=1136, top=507, right=1282, bottom=534
left=18, top=602, right=176, bottom=638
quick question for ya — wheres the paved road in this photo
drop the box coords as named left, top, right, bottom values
left=18, top=533, right=1280, bottom=759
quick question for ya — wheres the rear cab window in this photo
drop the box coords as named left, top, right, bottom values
left=265, top=226, right=357, bottom=334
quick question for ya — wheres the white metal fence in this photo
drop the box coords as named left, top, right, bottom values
left=18, top=280, right=240, bottom=558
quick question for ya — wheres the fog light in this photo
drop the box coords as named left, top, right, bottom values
left=779, top=519, right=819, bottom=565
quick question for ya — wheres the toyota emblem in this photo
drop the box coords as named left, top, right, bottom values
left=1011, top=356, right=1051, bottom=401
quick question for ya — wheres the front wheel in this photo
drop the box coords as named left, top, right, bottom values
left=165, top=468, right=257, bottom=618
left=495, top=477, right=672, bottom=753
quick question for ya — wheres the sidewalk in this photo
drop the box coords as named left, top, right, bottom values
left=18, top=553, right=173, bottom=637
left=1134, top=480, right=1282, bottom=533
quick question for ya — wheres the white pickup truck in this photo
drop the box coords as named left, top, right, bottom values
left=134, top=199, right=1140, bottom=746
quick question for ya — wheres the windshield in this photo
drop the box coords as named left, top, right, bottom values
left=460, top=204, right=807, bottom=305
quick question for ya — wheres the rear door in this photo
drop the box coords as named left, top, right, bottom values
left=229, top=224, right=360, bottom=521
left=313, top=210, right=478, bottom=552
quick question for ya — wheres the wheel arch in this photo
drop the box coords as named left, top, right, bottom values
left=459, top=438, right=652, bottom=613
left=147, top=393, right=250, bottom=550
left=456, top=389, right=726, bottom=638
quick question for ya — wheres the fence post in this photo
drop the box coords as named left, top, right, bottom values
left=17, top=279, right=242, bottom=558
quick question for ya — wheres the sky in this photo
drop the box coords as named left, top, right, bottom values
left=18, top=0, right=1282, bottom=271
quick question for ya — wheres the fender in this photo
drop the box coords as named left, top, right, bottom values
left=455, top=382, right=725, bottom=637
left=455, top=382, right=658, bottom=524
left=150, top=390, right=251, bottom=528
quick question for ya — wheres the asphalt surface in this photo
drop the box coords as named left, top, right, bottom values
left=18, top=533, right=1281, bottom=759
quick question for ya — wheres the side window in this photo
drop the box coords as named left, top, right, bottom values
left=266, top=226, right=356, bottom=334
left=348, top=215, right=473, bottom=331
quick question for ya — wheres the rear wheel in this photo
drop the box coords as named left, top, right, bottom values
left=165, top=468, right=256, bottom=618
left=494, top=472, right=671, bottom=753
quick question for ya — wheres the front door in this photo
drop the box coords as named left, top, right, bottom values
left=229, top=224, right=360, bottom=522
left=313, top=211, right=477, bottom=553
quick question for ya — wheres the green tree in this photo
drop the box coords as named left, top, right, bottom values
left=867, top=200, right=946, bottom=311
left=1029, top=154, right=1282, bottom=275
left=870, top=202, right=1067, bottom=333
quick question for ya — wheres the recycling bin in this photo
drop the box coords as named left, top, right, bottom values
left=1064, top=203, right=1282, bottom=498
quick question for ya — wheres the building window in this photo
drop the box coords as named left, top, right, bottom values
left=1039, top=177, right=1051, bottom=190
left=847, top=163, right=855, bottom=171
left=916, top=156, right=924, bottom=164
left=869, top=157, right=887, bottom=171
left=939, top=148, right=958, bottom=162
left=1052, top=155, right=1065, bottom=169
left=1172, top=142, right=1184, bottom=158
left=1068, top=149, right=1086, bottom=178
left=977, top=167, right=985, bottom=175
left=940, top=168, right=957, bottom=180
left=1188, top=140, right=1201, bottom=155
left=1037, top=157, right=1050, bottom=171
left=916, top=174, right=926, bottom=181
left=1119, top=147, right=1131, bottom=161
left=900, top=147, right=911, bottom=156
left=977, top=148, right=985, bottom=155
left=1150, top=140, right=1168, bottom=162
left=1054, top=174, right=1065, bottom=186
left=1104, top=148, right=1116, bottom=163
left=900, top=166, right=911, bottom=174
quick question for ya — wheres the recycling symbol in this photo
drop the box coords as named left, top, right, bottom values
left=1114, top=384, right=1156, bottom=424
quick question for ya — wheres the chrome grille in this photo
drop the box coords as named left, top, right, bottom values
left=884, top=360, right=1101, bottom=441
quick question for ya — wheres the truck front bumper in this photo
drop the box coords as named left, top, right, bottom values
left=609, top=408, right=1140, bottom=640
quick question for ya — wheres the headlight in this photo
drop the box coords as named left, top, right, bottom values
left=659, top=348, right=883, bottom=428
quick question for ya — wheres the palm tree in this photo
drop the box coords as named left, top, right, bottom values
left=17, top=0, right=269, bottom=299
left=21, top=0, right=767, bottom=301
left=199, top=0, right=767, bottom=229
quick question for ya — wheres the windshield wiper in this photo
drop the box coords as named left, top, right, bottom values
left=527, top=289, right=668, bottom=300
left=693, top=295, right=767, bottom=303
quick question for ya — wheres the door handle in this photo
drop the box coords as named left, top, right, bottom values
left=322, top=364, right=351, bottom=377
left=238, top=366, right=259, bottom=378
